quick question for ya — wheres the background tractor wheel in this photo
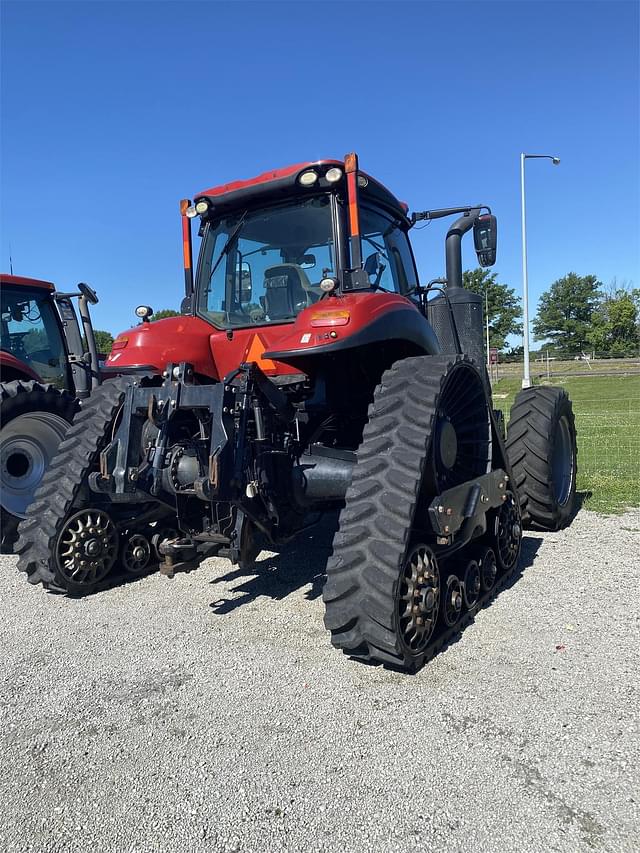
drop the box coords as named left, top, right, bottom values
left=324, top=355, right=493, bottom=671
left=1, top=380, right=77, bottom=553
left=506, top=386, right=577, bottom=530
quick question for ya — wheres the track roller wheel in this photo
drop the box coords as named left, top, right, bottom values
left=324, top=354, right=494, bottom=671
left=478, top=546, right=497, bottom=592
left=121, top=533, right=153, bottom=575
left=462, top=559, right=481, bottom=608
left=442, top=575, right=463, bottom=627
left=494, top=493, right=522, bottom=572
left=398, top=545, right=440, bottom=654
left=56, top=508, right=119, bottom=594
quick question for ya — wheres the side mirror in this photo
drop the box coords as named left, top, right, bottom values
left=473, top=214, right=497, bottom=267
left=238, top=261, right=252, bottom=303
left=78, top=282, right=99, bottom=305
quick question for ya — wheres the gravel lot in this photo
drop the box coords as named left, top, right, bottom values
left=1, top=509, right=639, bottom=853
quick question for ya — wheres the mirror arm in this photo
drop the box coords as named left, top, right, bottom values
left=411, top=205, right=490, bottom=225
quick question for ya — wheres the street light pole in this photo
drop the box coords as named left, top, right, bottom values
left=520, top=153, right=560, bottom=389
left=520, top=154, right=530, bottom=388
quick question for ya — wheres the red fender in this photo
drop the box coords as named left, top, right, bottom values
left=0, top=351, right=41, bottom=382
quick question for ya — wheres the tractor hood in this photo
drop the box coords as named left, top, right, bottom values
left=105, top=293, right=440, bottom=381
left=106, top=316, right=218, bottom=377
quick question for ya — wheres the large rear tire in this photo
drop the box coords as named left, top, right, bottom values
left=506, top=386, right=577, bottom=531
left=323, top=355, right=494, bottom=671
left=15, top=377, right=133, bottom=593
left=1, top=381, right=78, bottom=553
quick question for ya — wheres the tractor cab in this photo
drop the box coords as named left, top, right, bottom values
left=0, top=273, right=102, bottom=551
left=1, top=276, right=70, bottom=388
left=186, top=158, right=419, bottom=329
left=0, top=274, right=101, bottom=395
left=109, top=154, right=495, bottom=381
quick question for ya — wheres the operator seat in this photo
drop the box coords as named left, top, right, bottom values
left=263, top=264, right=319, bottom=320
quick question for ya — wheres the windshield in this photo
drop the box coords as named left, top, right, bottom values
left=197, top=195, right=336, bottom=328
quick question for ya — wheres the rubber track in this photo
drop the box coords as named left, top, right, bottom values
left=505, top=386, right=577, bottom=531
left=15, top=376, right=133, bottom=592
left=323, top=354, right=492, bottom=671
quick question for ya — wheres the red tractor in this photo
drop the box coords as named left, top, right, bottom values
left=16, top=154, right=577, bottom=671
left=1, top=274, right=101, bottom=551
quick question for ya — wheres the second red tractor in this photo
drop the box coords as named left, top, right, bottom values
left=1, top=274, right=101, bottom=551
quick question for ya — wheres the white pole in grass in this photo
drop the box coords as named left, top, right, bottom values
left=520, top=153, right=561, bottom=389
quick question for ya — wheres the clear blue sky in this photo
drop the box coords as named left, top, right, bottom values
left=2, top=0, right=638, bottom=340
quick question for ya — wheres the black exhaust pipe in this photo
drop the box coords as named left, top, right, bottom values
left=435, top=209, right=485, bottom=367
left=445, top=209, right=480, bottom=291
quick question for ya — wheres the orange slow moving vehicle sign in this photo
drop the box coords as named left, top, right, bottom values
left=243, top=334, right=276, bottom=372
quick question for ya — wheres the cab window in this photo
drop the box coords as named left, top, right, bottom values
left=198, top=196, right=336, bottom=328
left=360, top=207, right=418, bottom=293
left=0, top=286, right=67, bottom=387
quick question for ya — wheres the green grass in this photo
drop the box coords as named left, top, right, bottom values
left=492, top=374, right=640, bottom=514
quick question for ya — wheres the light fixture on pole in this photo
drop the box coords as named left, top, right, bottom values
left=520, top=153, right=560, bottom=389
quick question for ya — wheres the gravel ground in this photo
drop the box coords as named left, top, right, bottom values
left=1, top=508, right=639, bottom=853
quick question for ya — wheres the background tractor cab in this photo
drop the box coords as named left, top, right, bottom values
left=0, top=273, right=101, bottom=551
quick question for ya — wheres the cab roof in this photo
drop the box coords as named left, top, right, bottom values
left=195, top=159, right=410, bottom=224
left=0, top=273, right=55, bottom=291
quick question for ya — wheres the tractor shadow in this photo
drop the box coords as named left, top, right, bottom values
left=207, top=512, right=341, bottom=615
left=206, top=512, right=543, bottom=648
left=574, top=490, right=592, bottom=519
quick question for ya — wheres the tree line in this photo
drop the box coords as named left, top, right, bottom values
left=463, top=269, right=639, bottom=358
left=93, top=275, right=639, bottom=358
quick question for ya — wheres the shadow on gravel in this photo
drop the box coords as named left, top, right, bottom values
left=72, top=564, right=172, bottom=596
left=574, top=490, right=592, bottom=519
left=207, top=514, right=544, bottom=649
left=208, top=512, right=340, bottom=615
left=501, top=535, right=542, bottom=594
